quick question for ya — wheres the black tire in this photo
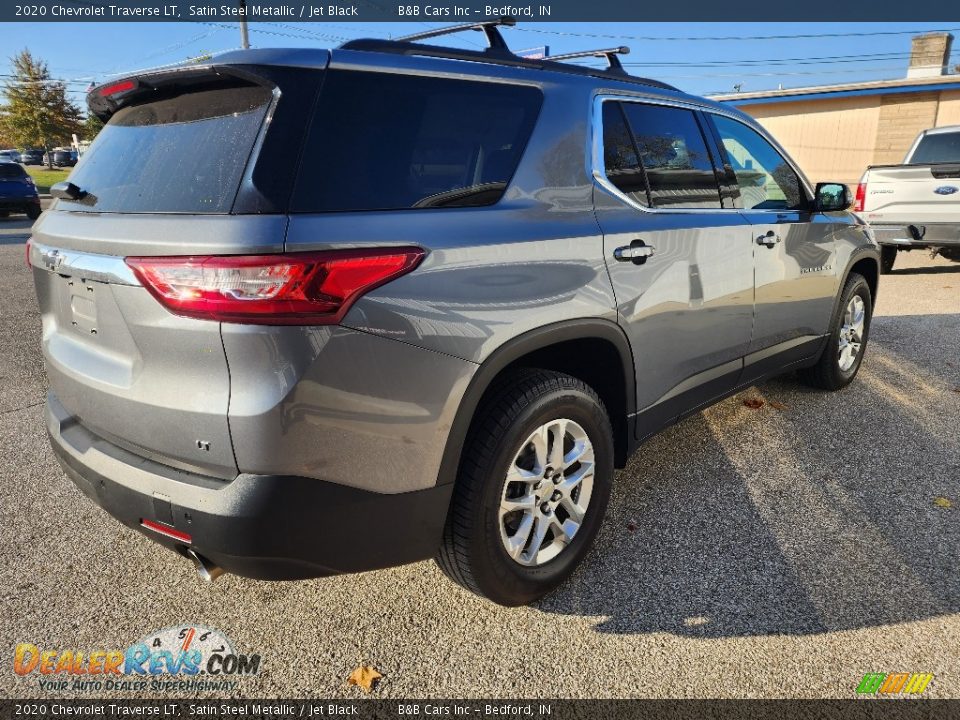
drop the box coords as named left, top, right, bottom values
left=798, top=272, right=872, bottom=391
left=880, top=246, right=897, bottom=274
left=26, top=206, right=40, bottom=221
left=436, top=368, right=614, bottom=606
left=0, top=211, right=8, bottom=218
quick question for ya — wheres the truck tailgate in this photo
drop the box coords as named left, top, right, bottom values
left=861, top=164, right=960, bottom=225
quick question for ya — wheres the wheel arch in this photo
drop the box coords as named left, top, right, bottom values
left=847, top=252, right=879, bottom=307
left=436, top=319, right=636, bottom=488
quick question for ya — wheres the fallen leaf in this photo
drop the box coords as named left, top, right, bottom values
left=626, top=521, right=637, bottom=533
left=934, top=497, right=953, bottom=509
left=348, top=665, right=382, bottom=693
left=953, top=387, right=960, bottom=393
left=743, top=398, right=765, bottom=409
left=770, top=401, right=788, bottom=411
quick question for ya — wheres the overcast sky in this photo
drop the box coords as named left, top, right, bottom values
left=1, top=21, right=957, bottom=105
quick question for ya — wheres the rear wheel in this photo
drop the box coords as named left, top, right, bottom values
left=0, top=211, right=8, bottom=218
left=880, top=246, right=897, bottom=274
left=798, top=272, right=872, bottom=391
left=26, top=206, right=40, bottom=221
left=436, top=369, right=614, bottom=606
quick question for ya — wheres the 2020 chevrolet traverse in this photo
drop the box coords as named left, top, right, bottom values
left=30, top=21, right=879, bottom=605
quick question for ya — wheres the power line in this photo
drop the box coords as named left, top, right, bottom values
left=515, top=26, right=960, bottom=42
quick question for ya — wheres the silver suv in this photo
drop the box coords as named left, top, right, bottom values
left=30, top=22, right=879, bottom=605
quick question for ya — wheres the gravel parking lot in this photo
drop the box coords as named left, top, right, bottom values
left=1, top=212, right=958, bottom=699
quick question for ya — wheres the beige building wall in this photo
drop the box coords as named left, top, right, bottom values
left=738, top=88, right=960, bottom=188
left=936, top=90, right=960, bottom=125
left=744, top=97, right=881, bottom=187
left=872, top=92, right=939, bottom=165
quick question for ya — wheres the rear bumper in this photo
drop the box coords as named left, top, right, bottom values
left=47, top=392, right=453, bottom=580
left=0, top=196, right=39, bottom=211
left=870, top=222, right=960, bottom=247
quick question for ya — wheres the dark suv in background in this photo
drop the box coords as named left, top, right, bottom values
left=30, top=21, right=879, bottom=605
left=19, top=149, right=44, bottom=166
left=0, top=161, right=41, bottom=220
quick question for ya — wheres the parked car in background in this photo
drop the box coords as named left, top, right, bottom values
left=19, top=149, right=44, bottom=166
left=0, top=150, right=21, bottom=163
left=31, top=27, right=879, bottom=606
left=43, top=149, right=77, bottom=168
left=856, top=125, right=960, bottom=273
left=0, top=161, right=41, bottom=220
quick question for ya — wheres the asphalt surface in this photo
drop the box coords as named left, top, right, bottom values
left=1, top=210, right=958, bottom=699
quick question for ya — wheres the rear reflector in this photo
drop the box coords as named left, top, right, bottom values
left=126, top=248, right=425, bottom=325
left=141, top=519, right=192, bottom=544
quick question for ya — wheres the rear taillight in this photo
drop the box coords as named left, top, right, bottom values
left=854, top=182, right=866, bottom=212
left=126, top=248, right=425, bottom=325
left=25, top=239, right=31, bottom=268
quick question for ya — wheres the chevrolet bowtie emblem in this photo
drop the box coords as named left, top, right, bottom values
left=40, top=248, right=64, bottom=271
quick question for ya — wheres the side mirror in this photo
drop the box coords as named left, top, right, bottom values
left=814, top=182, right=852, bottom=212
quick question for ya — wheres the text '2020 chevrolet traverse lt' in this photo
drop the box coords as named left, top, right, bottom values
left=30, top=21, right=879, bottom=605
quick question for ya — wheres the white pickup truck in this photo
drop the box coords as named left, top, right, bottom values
left=856, top=125, right=960, bottom=273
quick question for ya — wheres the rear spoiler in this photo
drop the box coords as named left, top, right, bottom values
left=87, top=64, right=276, bottom=121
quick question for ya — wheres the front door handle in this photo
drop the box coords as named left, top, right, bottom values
left=756, top=231, right=781, bottom=248
left=614, top=240, right=655, bottom=265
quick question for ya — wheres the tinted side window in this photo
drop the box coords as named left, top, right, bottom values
left=601, top=102, right=649, bottom=205
left=292, top=71, right=542, bottom=212
left=620, top=103, right=722, bottom=209
left=711, top=115, right=807, bottom=211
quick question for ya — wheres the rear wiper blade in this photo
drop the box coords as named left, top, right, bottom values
left=412, top=182, right=507, bottom=209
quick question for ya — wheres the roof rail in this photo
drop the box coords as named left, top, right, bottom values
left=337, top=34, right=679, bottom=93
left=549, top=46, right=630, bottom=73
left=397, top=17, right=516, bottom=52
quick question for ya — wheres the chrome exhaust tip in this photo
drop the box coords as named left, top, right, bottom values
left=186, top=548, right=225, bottom=583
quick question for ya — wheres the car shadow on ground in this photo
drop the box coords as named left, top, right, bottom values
left=0, top=217, right=35, bottom=245
left=889, top=263, right=960, bottom=275
left=537, top=314, right=960, bottom=637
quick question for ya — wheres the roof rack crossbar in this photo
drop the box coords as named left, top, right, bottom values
left=549, top=46, right=630, bottom=71
left=397, top=17, right=516, bottom=51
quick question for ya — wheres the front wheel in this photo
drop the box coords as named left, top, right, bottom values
left=798, top=272, right=872, bottom=391
left=436, top=369, right=614, bottom=606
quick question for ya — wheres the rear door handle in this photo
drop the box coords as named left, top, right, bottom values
left=614, top=240, right=655, bottom=265
left=756, top=231, right=781, bottom=248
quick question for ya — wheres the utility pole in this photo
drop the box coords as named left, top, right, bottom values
left=239, top=0, right=250, bottom=49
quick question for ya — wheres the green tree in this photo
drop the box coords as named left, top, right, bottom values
left=1, top=49, right=83, bottom=167
left=83, top=112, right=104, bottom=141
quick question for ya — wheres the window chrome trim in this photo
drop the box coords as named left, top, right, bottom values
left=29, top=241, right=140, bottom=286
left=590, top=92, right=814, bottom=215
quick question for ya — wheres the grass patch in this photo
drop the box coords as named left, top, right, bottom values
left=24, top=166, right=71, bottom=193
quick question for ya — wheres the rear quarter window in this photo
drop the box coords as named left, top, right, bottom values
left=59, top=82, right=274, bottom=214
left=291, top=70, right=542, bottom=212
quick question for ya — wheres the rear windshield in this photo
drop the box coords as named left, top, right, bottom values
left=291, top=70, right=542, bottom=212
left=909, top=132, right=960, bottom=164
left=60, top=82, right=273, bottom=213
left=0, top=164, right=27, bottom=179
